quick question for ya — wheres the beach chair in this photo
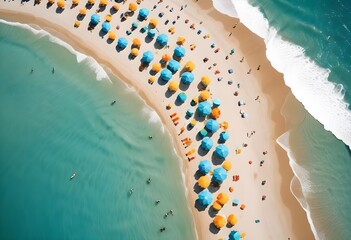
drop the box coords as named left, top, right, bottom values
left=240, top=204, right=246, bottom=210
left=170, top=113, right=177, bottom=118
left=188, top=156, right=195, bottom=162
left=232, top=199, right=239, bottom=206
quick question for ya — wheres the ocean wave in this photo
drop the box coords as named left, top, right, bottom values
left=0, top=19, right=110, bottom=82
left=212, top=0, right=351, bottom=148
left=141, top=106, right=165, bottom=133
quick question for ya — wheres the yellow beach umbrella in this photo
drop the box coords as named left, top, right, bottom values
left=105, top=14, right=112, bottom=22
left=113, top=4, right=120, bottom=11
left=151, top=63, right=162, bottom=73
left=72, top=0, right=79, bottom=5
left=177, top=36, right=186, bottom=45
left=198, top=176, right=210, bottom=188
left=201, top=76, right=211, bottom=86
left=79, top=7, right=87, bottom=15
left=88, top=0, right=95, bottom=4
left=190, top=119, right=197, bottom=126
left=108, top=31, right=116, bottom=40
left=131, top=48, right=139, bottom=57
left=48, top=0, right=55, bottom=4
left=217, top=192, right=229, bottom=205
left=222, top=160, right=232, bottom=171
left=200, top=90, right=210, bottom=101
left=57, top=0, right=65, bottom=8
left=148, top=76, right=155, bottom=84
left=74, top=21, right=81, bottom=27
left=221, top=121, right=228, bottom=130
left=241, top=233, right=247, bottom=238
left=191, top=97, right=198, bottom=105
left=184, top=61, right=195, bottom=72
left=129, top=2, right=137, bottom=11
left=213, top=200, right=222, bottom=211
left=132, top=38, right=141, bottom=48
left=213, top=215, right=226, bottom=228
left=161, top=53, right=171, bottom=62
left=99, top=0, right=107, bottom=6
left=211, top=108, right=221, bottom=119
left=149, top=18, right=158, bottom=28
left=227, top=214, right=238, bottom=225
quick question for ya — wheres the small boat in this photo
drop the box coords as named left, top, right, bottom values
left=111, top=100, right=116, bottom=106
left=70, top=172, right=76, bottom=180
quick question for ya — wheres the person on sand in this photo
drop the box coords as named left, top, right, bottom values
left=247, top=69, right=251, bottom=74
left=255, top=96, right=260, bottom=101
left=257, top=65, right=261, bottom=70
left=240, top=57, right=244, bottom=62
left=262, top=180, right=266, bottom=185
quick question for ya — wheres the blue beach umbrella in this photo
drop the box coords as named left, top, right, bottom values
left=90, top=14, right=100, bottom=25
left=215, top=145, right=229, bottom=158
left=167, top=59, right=180, bottom=73
left=198, top=101, right=212, bottom=117
left=198, top=190, right=213, bottom=206
left=160, top=68, right=172, bottom=81
left=147, top=28, right=157, bottom=38
left=180, top=72, right=194, bottom=84
left=101, top=22, right=110, bottom=32
left=205, top=119, right=219, bottom=133
left=156, top=34, right=169, bottom=46
left=213, top=98, right=221, bottom=107
left=138, top=8, right=149, bottom=19
left=229, top=231, right=241, bottom=240
left=117, top=37, right=128, bottom=49
left=132, top=21, right=139, bottom=29
left=186, top=108, right=194, bottom=117
left=199, top=129, right=208, bottom=138
left=201, top=137, right=214, bottom=151
left=219, top=132, right=230, bottom=142
left=177, top=92, right=187, bottom=103
left=174, top=46, right=185, bottom=58
left=212, top=167, right=227, bottom=183
left=141, top=51, right=154, bottom=63
left=198, top=160, right=211, bottom=174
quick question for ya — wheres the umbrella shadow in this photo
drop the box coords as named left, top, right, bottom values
left=157, top=77, right=168, bottom=86
left=193, top=182, right=203, bottom=194
left=55, top=7, right=64, bottom=14
left=193, top=109, right=206, bottom=122
left=165, top=89, right=174, bottom=98
left=197, top=82, right=207, bottom=91
left=149, top=70, right=158, bottom=76
left=98, top=5, right=106, bottom=12
left=226, top=223, right=233, bottom=228
left=144, top=35, right=154, bottom=44
left=194, top=199, right=207, bottom=212
left=209, top=223, right=220, bottom=234
left=116, top=46, right=126, bottom=53
left=46, top=2, right=53, bottom=8
left=196, top=131, right=204, bottom=141
left=106, top=38, right=114, bottom=44
left=154, top=41, right=165, bottom=50
left=186, top=123, right=194, bottom=131
left=128, top=53, right=136, bottom=60
left=85, top=3, right=93, bottom=9
left=138, top=64, right=149, bottom=72
left=76, top=14, right=85, bottom=21
left=99, top=29, right=108, bottom=38
left=174, top=98, right=184, bottom=106
left=172, top=54, right=182, bottom=62
left=211, top=152, right=225, bottom=165
left=179, top=82, right=190, bottom=91
left=193, top=170, right=203, bottom=180
left=208, top=182, right=220, bottom=193
left=110, top=7, right=118, bottom=15
left=197, top=145, right=209, bottom=157
left=208, top=206, right=218, bottom=218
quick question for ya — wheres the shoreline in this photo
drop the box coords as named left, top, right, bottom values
left=0, top=1, right=314, bottom=239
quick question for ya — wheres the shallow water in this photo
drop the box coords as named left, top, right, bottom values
left=0, top=22, right=196, bottom=239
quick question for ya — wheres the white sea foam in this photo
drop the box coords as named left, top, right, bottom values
left=141, top=106, right=165, bottom=133
left=212, top=0, right=351, bottom=148
left=0, top=19, right=110, bottom=82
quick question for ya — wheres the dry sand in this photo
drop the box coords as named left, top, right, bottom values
left=0, top=0, right=314, bottom=239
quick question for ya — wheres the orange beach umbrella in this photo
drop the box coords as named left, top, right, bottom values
left=132, top=38, right=141, bottom=48
left=129, top=2, right=137, bottom=11
left=213, top=215, right=226, bottom=228
left=227, top=214, right=238, bottom=225
left=48, top=0, right=55, bottom=4
left=217, top=192, right=229, bottom=205
left=211, top=108, right=221, bottom=119
left=151, top=63, right=162, bottom=73
left=212, top=200, right=222, bottom=211
left=108, top=31, right=116, bottom=40
left=149, top=18, right=158, bottom=28
left=162, top=54, right=171, bottom=62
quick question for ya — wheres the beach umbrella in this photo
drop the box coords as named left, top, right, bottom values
left=177, top=92, right=187, bottom=103
left=205, top=119, right=219, bottom=133
left=186, top=108, right=194, bottom=117
left=213, top=201, right=222, bottom=211
left=113, top=4, right=120, bottom=11
left=168, top=81, right=179, bottom=92
left=184, top=61, right=195, bottom=71
left=190, top=119, right=197, bottom=127
left=212, top=167, right=227, bottom=183
left=148, top=76, right=155, bottom=84
left=197, top=190, right=213, bottom=206
left=211, top=108, right=221, bottom=119
left=108, top=31, right=116, bottom=40
left=156, top=34, right=169, bottom=47
left=101, top=22, right=110, bottom=32
left=217, top=192, right=229, bottom=205
left=117, top=37, right=128, bottom=49
left=219, top=132, right=229, bottom=142
left=198, top=160, right=211, bottom=174
left=177, top=36, right=186, bottom=45
left=141, top=51, right=154, bottom=63
left=191, top=97, right=198, bottom=106
left=167, top=59, right=180, bottom=73
left=72, top=0, right=79, bottom=5
left=241, top=233, right=247, bottom=238
left=99, top=0, right=107, bottom=6
left=48, top=0, right=55, bottom=4
left=138, top=8, right=149, bottom=19
left=174, top=46, right=186, bottom=58
left=215, top=145, right=229, bottom=158
left=201, top=137, right=214, bottom=151
left=90, top=14, right=100, bottom=25
left=147, top=29, right=157, bottom=38
left=198, top=101, right=212, bottom=117
left=151, top=63, right=162, bottom=72
left=79, top=7, right=87, bottom=15
left=180, top=72, right=194, bottom=85
left=201, top=76, right=211, bottom=86
left=227, top=214, right=238, bottom=226
left=198, top=176, right=210, bottom=189
left=74, top=21, right=81, bottom=28
left=199, top=129, right=207, bottom=138
left=213, top=215, right=226, bottom=229
left=221, top=121, right=228, bottom=130
left=149, top=18, right=158, bottom=28
left=130, top=48, right=139, bottom=57
left=232, top=198, right=239, bottom=206
left=57, top=0, right=65, bottom=8
left=161, top=54, right=171, bottom=62
left=105, top=14, right=112, bottom=22
left=129, top=2, right=138, bottom=11
left=160, top=69, right=172, bottom=81
left=132, top=21, right=139, bottom=29
left=229, top=231, right=241, bottom=240
left=88, top=0, right=95, bottom=4
left=200, top=90, right=210, bottom=101
left=213, top=98, right=221, bottom=107
left=132, top=38, right=141, bottom=48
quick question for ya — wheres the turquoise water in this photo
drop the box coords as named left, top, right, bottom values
left=0, top=22, right=196, bottom=239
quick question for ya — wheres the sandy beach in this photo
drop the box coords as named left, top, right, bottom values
left=0, top=0, right=314, bottom=239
